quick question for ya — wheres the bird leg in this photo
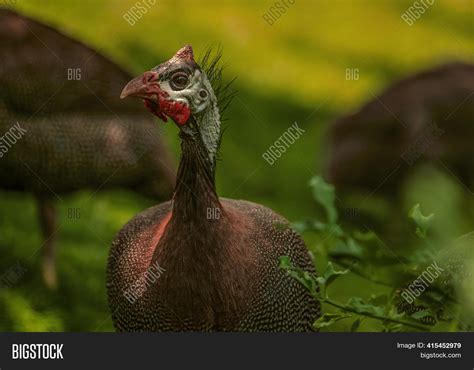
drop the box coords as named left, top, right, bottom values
left=36, top=196, right=58, bottom=289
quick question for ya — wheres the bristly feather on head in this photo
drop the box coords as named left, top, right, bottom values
left=198, top=46, right=237, bottom=122
left=198, top=46, right=237, bottom=159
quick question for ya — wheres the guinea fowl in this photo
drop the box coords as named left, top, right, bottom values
left=327, top=62, right=474, bottom=198
left=107, top=45, right=321, bottom=331
left=0, top=9, right=175, bottom=287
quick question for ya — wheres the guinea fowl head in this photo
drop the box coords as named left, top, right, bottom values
left=121, top=45, right=227, bottom=168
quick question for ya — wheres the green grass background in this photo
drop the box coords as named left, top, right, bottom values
left=0, top=0, right=472, bottom=331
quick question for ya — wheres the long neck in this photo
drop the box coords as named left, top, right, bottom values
left=171, top=126, right=221, bottom=221
left=152, top=102, right=253, bottom=323
left=171, top=101, right=222, bottom=222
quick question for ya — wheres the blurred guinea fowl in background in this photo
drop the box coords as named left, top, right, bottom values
left=326, top=63, right=474, bottom=325
left=0, top=9, right=176, bottom=288
left=326, top=62, right=474, bottom=210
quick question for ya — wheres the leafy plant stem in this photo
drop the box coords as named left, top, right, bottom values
left=320, top=297, right=430, bottom=331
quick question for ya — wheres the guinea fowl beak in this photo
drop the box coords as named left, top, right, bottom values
left=120, top=68, right=191, bottom=125
left=120, top=71, right=159, bottom=99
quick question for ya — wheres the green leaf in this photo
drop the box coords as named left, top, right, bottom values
left=369, top=294, right=389, bottom=306
left=384, top=323, right=403, bottom=333
left=346, top=297, right=386, bottom=317
left=313, top=312, right=351, bottom=329
left=322, top=261, right=349, bottom=287
left=425, top=290, right=445, bottom=303
left=350, top=318, right=362, bottom=332
left=329, top=237, right=364, bottom=259
left=309, top=176, right=338, bottom=224
left=408, top=204, right=434, bottom=238
left=353, top=230, right=377, bottom=242
left=326, top=224, right=345, bottom=237
left=291, top=220, right=327, bottom=233
left=411, top=309, right=433, bottom=320
left=279, top=256, right=293, bottom=270
left=279, top=256, right=318, bottom=295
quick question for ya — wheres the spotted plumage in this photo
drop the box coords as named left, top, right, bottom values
left=107, top=45, right=321, bottom=331
left=108, top=198, right=320, bottom=331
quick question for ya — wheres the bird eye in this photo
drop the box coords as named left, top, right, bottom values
left=170, top=72, right=189, bottom=90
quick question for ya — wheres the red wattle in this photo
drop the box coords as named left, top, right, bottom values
left=159, top=99, right=191, bottom=126
left=144, top=100, right=168, bottom=122
left=143, top=89, right=191, bottom=125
